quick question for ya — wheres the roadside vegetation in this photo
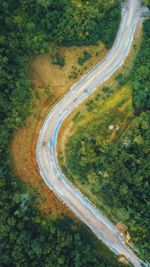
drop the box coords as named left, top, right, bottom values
left=62, top=20, right=150, bottom=262
left=12, top=41, right=108, bottom=217
left=78, top=51, right=92, bottom=65
left=131, top=20, right=150, bottom=110
left=0, top=0, right=126, bottom=266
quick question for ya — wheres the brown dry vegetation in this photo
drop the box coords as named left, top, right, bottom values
left=11, top=42, right=107, bottom=218
left=31, top=42, right=107, bottom=99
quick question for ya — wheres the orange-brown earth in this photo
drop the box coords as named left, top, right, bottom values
left=12, top=43, right=107, bottom=218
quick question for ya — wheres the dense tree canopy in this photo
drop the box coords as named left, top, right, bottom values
left=66, top=112, right=150, bottom=258
left=1, top=0, right=121, bottom=48
left=0, top=171, right=124, bottom=267
left=131, top=20, right=150, bottom=110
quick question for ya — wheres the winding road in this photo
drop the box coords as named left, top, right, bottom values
left=36, top=1, right=143, bottom=266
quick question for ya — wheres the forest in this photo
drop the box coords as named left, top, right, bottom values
left=0, top=0, right=126, bottom=266
left=1, top=173, right=125, bottom=267
left=66, top=19, right=150, bottom=261
left=131, top=20, right=150, bottom=110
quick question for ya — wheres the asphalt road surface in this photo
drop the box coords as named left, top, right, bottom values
left=36, top=1, right=143, bottom=266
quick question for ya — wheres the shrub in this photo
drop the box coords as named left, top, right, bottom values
left=78, top=51, right=92, bottom=65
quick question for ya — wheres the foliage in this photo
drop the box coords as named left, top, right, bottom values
left=130, top=19, right=150, bottom=110
left=51, top=50, right=65, bottom=67
left=0, top=167, right=124, bottom=267
left=115, top=73, right=128, bottom=86
left=142, top=0, right=150, bottom=7
left=66, top=111, right=150, bottom=261
left=78, top=51, right=92, bottom=65
left=86, top=99, right=95, bottom=112
left=53, top=0, right=121, bottom=47
left=0, top=0, right=121, bottom=50
left=69, top=66, right=80, bottom=79
left=102, top=87, right=110, bottom=93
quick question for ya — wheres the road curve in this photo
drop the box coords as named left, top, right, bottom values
left=36, top=1, right=143, bottom=266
